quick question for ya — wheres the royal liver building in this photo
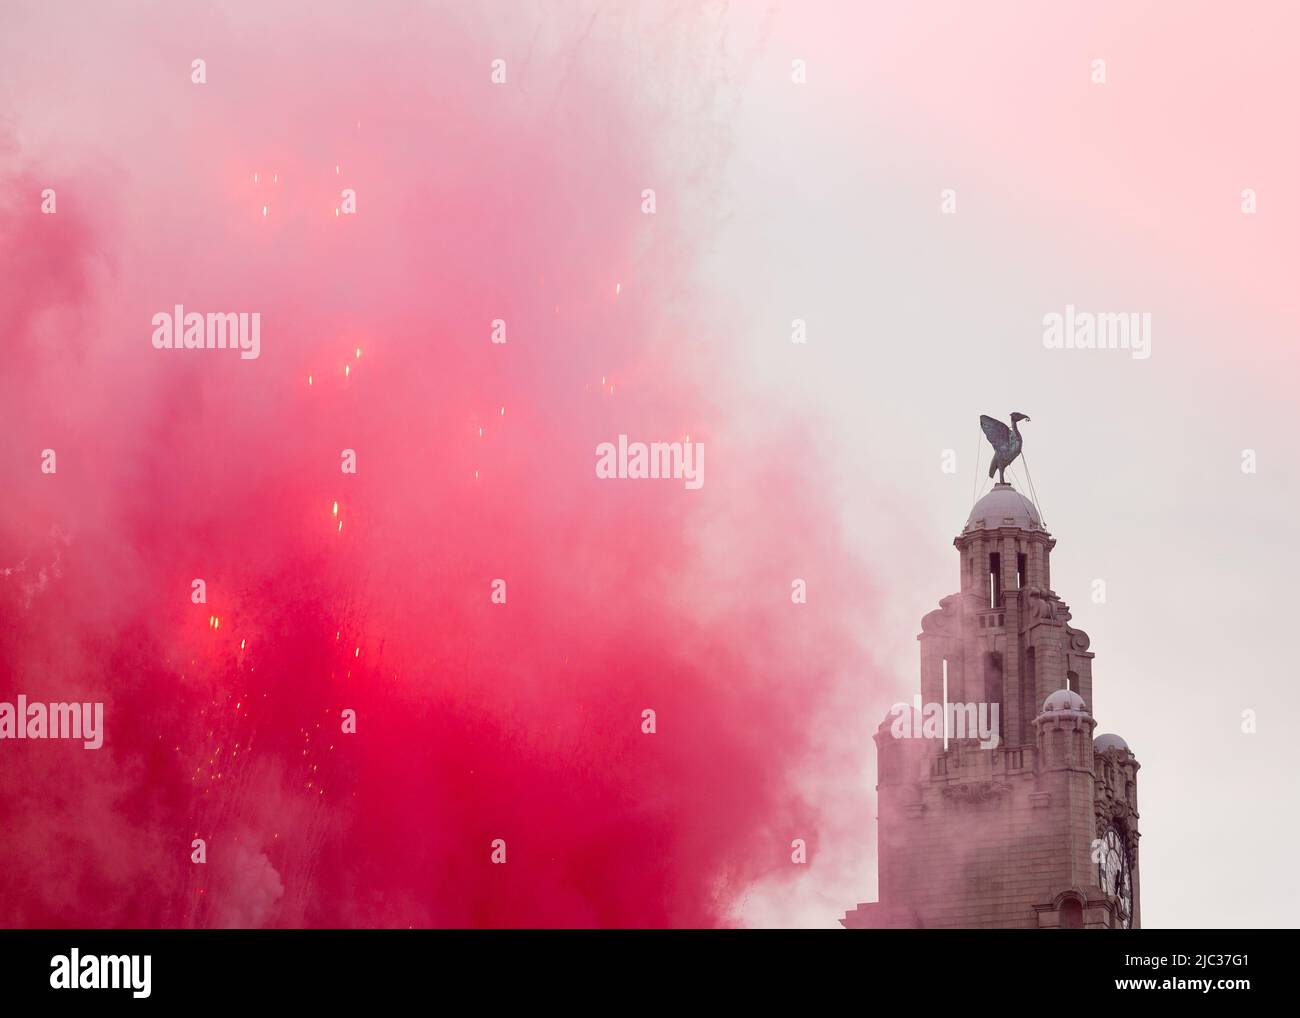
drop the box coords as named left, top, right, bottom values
left=843, top=478, right=1140, bottom=929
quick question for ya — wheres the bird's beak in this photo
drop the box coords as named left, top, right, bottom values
left=1023, top=416, right=1031, bottom=422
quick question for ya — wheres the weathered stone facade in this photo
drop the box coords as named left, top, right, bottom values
left=843, top=484, right=1141, bottom=929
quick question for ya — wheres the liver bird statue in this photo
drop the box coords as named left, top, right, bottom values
left=980, top=413, right=1030, bottom=484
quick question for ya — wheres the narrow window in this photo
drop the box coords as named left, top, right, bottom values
left=985, top=652, right=1004, bottom=741
left=941, top=657, right=949, bottom=751
left=989, top=553, right=1002, bottom=607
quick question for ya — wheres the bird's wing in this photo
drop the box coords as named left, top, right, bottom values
left=980, top=415, right=1010, bottom=449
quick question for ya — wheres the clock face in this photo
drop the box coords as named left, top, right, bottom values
left=1098, top=827, right=1133, bottom=929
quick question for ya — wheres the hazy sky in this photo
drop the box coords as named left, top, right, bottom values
left=705, top=2, right=1300, bottom=927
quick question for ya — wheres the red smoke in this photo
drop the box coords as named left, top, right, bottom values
left=0, top=2, right=881, bottom=927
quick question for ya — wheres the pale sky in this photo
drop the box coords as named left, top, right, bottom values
left=706, top=2, right=1300, bottom=928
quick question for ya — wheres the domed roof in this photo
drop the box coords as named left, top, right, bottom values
left=964, top=484, right=1042, bottom=533
left=1094, top=733, right=1130, bottom=753
left=1042, top=688, right=1088, bottom=714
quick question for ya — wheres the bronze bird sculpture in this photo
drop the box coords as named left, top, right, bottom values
left=980, top=413, right=1030, bottom=485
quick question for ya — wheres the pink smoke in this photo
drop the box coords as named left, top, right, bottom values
left=0, top=2, right=883, bottom=927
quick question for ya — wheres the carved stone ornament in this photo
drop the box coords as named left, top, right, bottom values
left=920, top=593, right=960, bottom=634
left=942, top=781, right=1011, bottom=804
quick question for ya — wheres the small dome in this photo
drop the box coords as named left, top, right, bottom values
left=964, top=483, right=1042, bottom=533
left=1042, top=689, right=1088, bottom=714
left=1094, top=733, right=1130, bottom=753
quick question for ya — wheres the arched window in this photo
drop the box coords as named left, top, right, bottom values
left=1060, top=898, right=1083, bottom=929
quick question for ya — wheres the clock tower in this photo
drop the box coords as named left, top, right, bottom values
left=842, top=482, right=1141, bottom=929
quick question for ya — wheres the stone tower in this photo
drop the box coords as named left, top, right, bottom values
left=842, top=483, right=1140, bottom=929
